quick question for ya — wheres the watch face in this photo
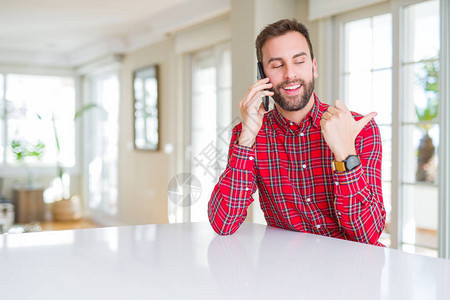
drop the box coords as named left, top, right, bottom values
left=345, top=155, right=361, bottom=171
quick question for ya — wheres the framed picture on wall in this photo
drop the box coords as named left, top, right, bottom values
left=133, top=65, right=159, bottom=150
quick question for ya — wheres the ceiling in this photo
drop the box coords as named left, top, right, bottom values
left=0, top=0, right=230, bottom=67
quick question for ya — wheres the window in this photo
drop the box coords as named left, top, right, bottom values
left=84, top=72, right=119, bottom=216
left=342, top=13, right=393, bottom=246
left=187, top=44, right=232, bottom=222
left=0, top=73, right=76, bottom=172
left=401, top=0, right=440, bottom=256
left=338, top=0, right=441, bottom=257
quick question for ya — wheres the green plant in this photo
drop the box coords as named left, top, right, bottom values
left=11, top=140, right=45, bottom=162
left=415, top=61, right=439, bottom=131
left=415, top=60, right=439, bottom=182
left=10, top=139, right=46, bottom=188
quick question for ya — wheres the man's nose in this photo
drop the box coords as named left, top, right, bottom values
left=283, top=63, right=296, bottom=81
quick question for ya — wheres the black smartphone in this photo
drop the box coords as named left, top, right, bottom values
left=257, top=61, right=270, bottom=111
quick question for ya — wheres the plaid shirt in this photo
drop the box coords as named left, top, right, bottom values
left=208, top=94, right=386, bottom=246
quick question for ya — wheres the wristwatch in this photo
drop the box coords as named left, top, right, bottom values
left=332, top=155, right=361, bottom=172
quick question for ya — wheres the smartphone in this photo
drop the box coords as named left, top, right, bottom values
left=257, top=62, right=270, bottom=111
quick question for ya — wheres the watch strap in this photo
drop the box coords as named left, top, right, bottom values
left=332, top=160, right=346, bottom=172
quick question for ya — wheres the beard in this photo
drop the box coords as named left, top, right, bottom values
left=271, top=76, right=315, bottom=112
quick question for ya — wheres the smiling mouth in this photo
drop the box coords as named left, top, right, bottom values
left=282, top=84, right=302, bottom=95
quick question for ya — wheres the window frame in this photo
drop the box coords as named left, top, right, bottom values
left=173, top=42, right=231, bottom=223
left=190, top=43, right=232, bottom=223
left=438, top=0, right=450, bottom=259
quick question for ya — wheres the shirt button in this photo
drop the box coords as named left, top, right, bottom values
left=289, top=122, right=294, bottom=125
left=302, top=164, right=307, bottom=169
left=306, top=198, right=311, bottom=202
left=316, top=225, right=321, bottom=229
left=249, top=156, right=254, bottom=161
left=334, top=181, right=339, bottom=186
left=300, top=132, right=304, bottom=137
left=337, top=212, right=342, bottom=216
left=245, top=188, right=250, bottom=191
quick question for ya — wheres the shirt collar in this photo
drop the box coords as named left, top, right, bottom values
left=271, top=93, right=326, bottom=134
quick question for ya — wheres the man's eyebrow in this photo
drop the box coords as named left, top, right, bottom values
left=293, top=52, right=307, bottom=59
left=267, top=52, right=307, bottom=64
left=267, top=57, right=283, bottom=64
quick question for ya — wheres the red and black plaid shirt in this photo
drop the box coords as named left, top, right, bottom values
left=208, top=94, right=386, bottom=246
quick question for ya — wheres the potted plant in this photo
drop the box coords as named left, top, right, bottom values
left=415, top=61, right=438, bottom=182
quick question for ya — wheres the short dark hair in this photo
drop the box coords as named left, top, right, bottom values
left=255, top=19, right=314, bottom=62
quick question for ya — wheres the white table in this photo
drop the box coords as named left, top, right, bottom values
left=0, top=222, right=449, bottom=299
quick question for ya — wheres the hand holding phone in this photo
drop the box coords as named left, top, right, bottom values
left=238, top=64, right=273, bottom=147
left=257, top=62, right=270, bottom=111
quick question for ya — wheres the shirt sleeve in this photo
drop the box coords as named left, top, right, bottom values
left=208, top=124, right=259, bottom=235
left=332, top=118, right=386, bottom=245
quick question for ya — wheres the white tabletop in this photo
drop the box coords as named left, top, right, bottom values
left=0, top=222, right=449, bottom=299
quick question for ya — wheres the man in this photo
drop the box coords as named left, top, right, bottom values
left=208, top=19, right=385, bottom=246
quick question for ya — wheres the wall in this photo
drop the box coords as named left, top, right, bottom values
left=117, top=39, right=175, bottom=225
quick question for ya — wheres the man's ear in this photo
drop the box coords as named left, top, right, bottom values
left=313, top=58, right=318, bottom=79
